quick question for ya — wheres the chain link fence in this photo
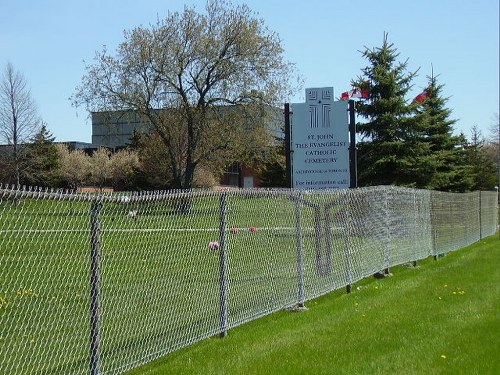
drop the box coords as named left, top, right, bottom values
left=0, top=185, right=497, bottom=374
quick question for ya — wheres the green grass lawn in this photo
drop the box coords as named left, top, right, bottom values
left=126, top=233, right=500, bottom=375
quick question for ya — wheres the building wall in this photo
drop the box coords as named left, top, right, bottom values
left=220, top=164, right=261, bottom=188
left=91, top=111, right=152, bottom=149
left=241, top=166, right=260, bottom=188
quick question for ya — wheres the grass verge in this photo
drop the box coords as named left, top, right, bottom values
left=126, top=233, right=500, bottom=375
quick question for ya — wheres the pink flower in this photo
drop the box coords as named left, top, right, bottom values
left=208, top=241, right=220, bottom=250
left=229, top=227, right=240, bottom=234
left=248, top=226, right=257, bottom=233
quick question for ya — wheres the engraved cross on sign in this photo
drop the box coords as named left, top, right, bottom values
left=306, top=87, right=333, bottom=128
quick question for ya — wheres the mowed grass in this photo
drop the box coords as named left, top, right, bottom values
left=126, top=233, right=500, bottom=375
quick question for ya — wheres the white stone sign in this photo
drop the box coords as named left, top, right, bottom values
left=291, top=87, right=350, bottom=189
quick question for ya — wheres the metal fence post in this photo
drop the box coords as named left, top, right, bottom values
left=218, top=192, right=229, bottom=338
left=479, top=191, right=483, bottom=240
left=412, top=191, right=418, bottom=267
left=293, top=193, right=305, bottom=307
left=90, top=199, right=102, bottom=375
left=383, top=188, right=391, bottom=275
left=430, top=191, right=438, bottom=259
left=342, top=191, right=353, bottom=293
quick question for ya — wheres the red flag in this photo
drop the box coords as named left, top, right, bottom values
left=340, top=86, right=369, bottom=101
left=414, top=90, right=427, bottom=103
left=342, top=87, right=370, bottom=100
left=350, top=87, right=362, bottom=98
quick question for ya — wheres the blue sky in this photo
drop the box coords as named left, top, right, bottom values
left=1, top=0, right=498, bottom=143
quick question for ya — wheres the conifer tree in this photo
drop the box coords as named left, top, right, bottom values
left=353, top=33, right=431, bottom=187
left=416, top=73, right=472, bottom=191
left=24, top=123, right=59, bottom=187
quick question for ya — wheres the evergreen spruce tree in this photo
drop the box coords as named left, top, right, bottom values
left=24, top=123, right=59, bottom=187
left=417, top=74, right=473, bottom=192
left=353, top=33, right=431, bottom=187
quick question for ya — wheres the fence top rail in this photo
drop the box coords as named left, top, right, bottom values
left=0, top=184, right=497, bottom=204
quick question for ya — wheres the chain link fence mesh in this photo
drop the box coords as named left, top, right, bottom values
left=0, top=185, right=498, bottom=374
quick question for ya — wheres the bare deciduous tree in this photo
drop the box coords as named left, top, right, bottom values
left=0, top=62, right=40, bottom=184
